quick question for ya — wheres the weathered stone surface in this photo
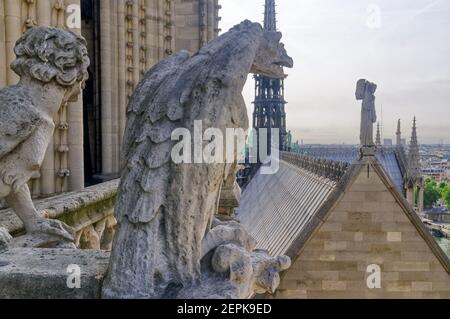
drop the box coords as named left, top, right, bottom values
left=0, top=248, right=109, bottom=299
left=356, top=79, right=377, bottom=149
left=177, top=220, right=291, bottom=299
left=103, top=20, right=293, bottom=299
left=0, top=180, right=119, bottom=236
left=274, top=157, right=450, bottom=299
left=11, top=233, right=77, bottom=249
left=0, top=227, right=12, bottom=253
left=0, top=26, right=89, bottom=248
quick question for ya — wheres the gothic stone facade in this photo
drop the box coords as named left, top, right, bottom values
left=0, top=0, right=221, bottom=196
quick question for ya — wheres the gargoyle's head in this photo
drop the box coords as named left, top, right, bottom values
left=11, top=26, right=90, bottom=101
left=250, top=31, right=293, bottom=79
left=252, top=252, right=291, bottom=295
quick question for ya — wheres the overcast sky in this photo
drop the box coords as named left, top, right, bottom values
left=220, top=0, right=450, bottom=145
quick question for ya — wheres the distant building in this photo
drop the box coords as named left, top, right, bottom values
left=423, top=159, right=449, bottom=182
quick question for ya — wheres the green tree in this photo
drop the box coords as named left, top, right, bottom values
left=438, top=182, right=447, bottom=195
left=441, top=185, right=450, bottom=210
left=423, top=178, right=440, bottom=209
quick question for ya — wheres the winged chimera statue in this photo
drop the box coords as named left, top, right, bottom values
left=103, top=20, right=293, bottom=299
left=0, top=27, right=89, bottom=248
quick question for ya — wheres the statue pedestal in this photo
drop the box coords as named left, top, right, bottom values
left=0, top=248, right=109, bottom=299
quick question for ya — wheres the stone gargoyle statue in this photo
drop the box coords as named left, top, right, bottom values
left=0, top=27, right=90, bottom=248
left=356, top=79, right=377, bottom=148
left=102, top=20, right=293, bottom=299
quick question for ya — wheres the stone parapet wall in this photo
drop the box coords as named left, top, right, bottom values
left=282, top=152, right=349, bottom=182
left=0, top=180, right=119, bottom=250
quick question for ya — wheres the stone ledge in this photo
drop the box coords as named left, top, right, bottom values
left=0, top=180, right=119, bottom=235
left=0, top=248, right=109, bottom=299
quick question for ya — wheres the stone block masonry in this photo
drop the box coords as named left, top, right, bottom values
left=275, top=159, right=450, bottom=299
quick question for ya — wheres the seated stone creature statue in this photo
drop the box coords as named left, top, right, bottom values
left=0, top=27, right=90, bottom=248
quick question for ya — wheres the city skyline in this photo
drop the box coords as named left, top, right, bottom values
left=220, top=0, right=450, bottom=145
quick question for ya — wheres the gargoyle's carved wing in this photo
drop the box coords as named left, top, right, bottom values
left=117, top=51, right=191, bottom=223
left=0, top=93, right=43, bottom=160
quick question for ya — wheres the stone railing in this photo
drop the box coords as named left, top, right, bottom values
left=281, top=152, right=349, bottom=182
left=295, top=146, right=359, bottom=163
left=0, top=180, right=119, bottom=250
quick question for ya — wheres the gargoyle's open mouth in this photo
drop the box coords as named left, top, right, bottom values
left=251, top=39, right=294, bottom=79
left=259, top=57, right=294, bottom=79
left=255, top=65, right=285, bottom=79
left=275, top=56, right=294, bottom=69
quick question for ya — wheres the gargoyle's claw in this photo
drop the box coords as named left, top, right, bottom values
left=30, top=218, right=75, bottom=243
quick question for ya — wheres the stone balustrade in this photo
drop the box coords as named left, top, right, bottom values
left=281, top=152, right=349, bottom=182
left=0, top=180, right=119, bottom=251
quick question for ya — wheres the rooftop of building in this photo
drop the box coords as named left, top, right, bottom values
left=237, top=152, right=450, bottom=270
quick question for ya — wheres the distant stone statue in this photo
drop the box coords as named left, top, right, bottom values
left=0, top=27, right=90, bottom=248
left=356, top=79, right=377, bottom=148
left=103, top=20, right=293, bottom=299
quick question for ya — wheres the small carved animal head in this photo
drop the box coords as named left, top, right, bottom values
left=251, top=30, right=293, bottom=79
left=11, top=26, right=90, bottom=99
left=252, top=251, right=291, bottom=295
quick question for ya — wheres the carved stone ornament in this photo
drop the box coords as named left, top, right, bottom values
left=0, top=27, right=90, bottom=248
left=102, top=20, right=293, bottom=299
left=356, top=79, right=377, bottom=149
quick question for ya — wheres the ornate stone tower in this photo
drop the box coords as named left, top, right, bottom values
left=375, top=123, right=381, bottom=147
left=406, top=117, right=424, bottom=212
left=396, top=119, right=402, bottom=148
left=253, top=0, right=288, bottom=154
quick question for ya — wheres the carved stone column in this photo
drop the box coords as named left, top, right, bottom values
left=144, top=0, right=157, bottom=68
left=100, top=0, right=113, bottom=175
left=100, top=216, right=117, bottom=251
left=118, top=0, right=127, bottom=160
left=79, top=224, right=101, bottom=250
left=131, top=0, right=140, bottom=86
left=67, top=0, right=84, bottom=191
left=111, top=0, right=119, bottom=173
left=207, top=0, right=215, bottom=41
left=4, top=0, right=21, bottom=85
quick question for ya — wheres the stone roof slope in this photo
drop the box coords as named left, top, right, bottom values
left=237, top=153, right=346, bottom=256
left=238, top=154, right=450, bottom=274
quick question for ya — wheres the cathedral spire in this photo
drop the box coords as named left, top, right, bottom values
left=408, top=116, right=421, bottom=182
left=375, top=122, right=381, bottom=146
left=264, top=0, right=277, bottom=31
left=396, top=119, right=402, bottom=147
left=410, top=117, right=418, bottom=148
left=252, top=0, right=288, bottom=154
